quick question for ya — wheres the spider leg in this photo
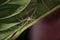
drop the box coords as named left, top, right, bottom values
left=31, top=7, right=37, bottom=19
left=17, top=18, right=26, bottom=23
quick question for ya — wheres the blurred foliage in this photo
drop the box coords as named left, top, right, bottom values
left=0, top=0, right=60, bottom=40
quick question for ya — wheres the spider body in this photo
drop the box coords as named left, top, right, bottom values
left=26, top=17, right=32, bottom=22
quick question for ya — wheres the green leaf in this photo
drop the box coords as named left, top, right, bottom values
left=0, top=0, right=31, bottom=20
left=0, top=0, right=60, bottom=40
left=0, top=0, right=10, bottom=6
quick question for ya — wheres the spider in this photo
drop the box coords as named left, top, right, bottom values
left=26, top=17, right=35, bottom=22
left=17, top=7, right=37, bottom=23
left=17, top=17, right=35, bottom=23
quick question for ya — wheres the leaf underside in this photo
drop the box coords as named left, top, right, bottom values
left=0, top=0, right=60, bottom=40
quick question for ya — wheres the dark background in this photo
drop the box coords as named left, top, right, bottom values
left=16, top=28, right=31, bottom=40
